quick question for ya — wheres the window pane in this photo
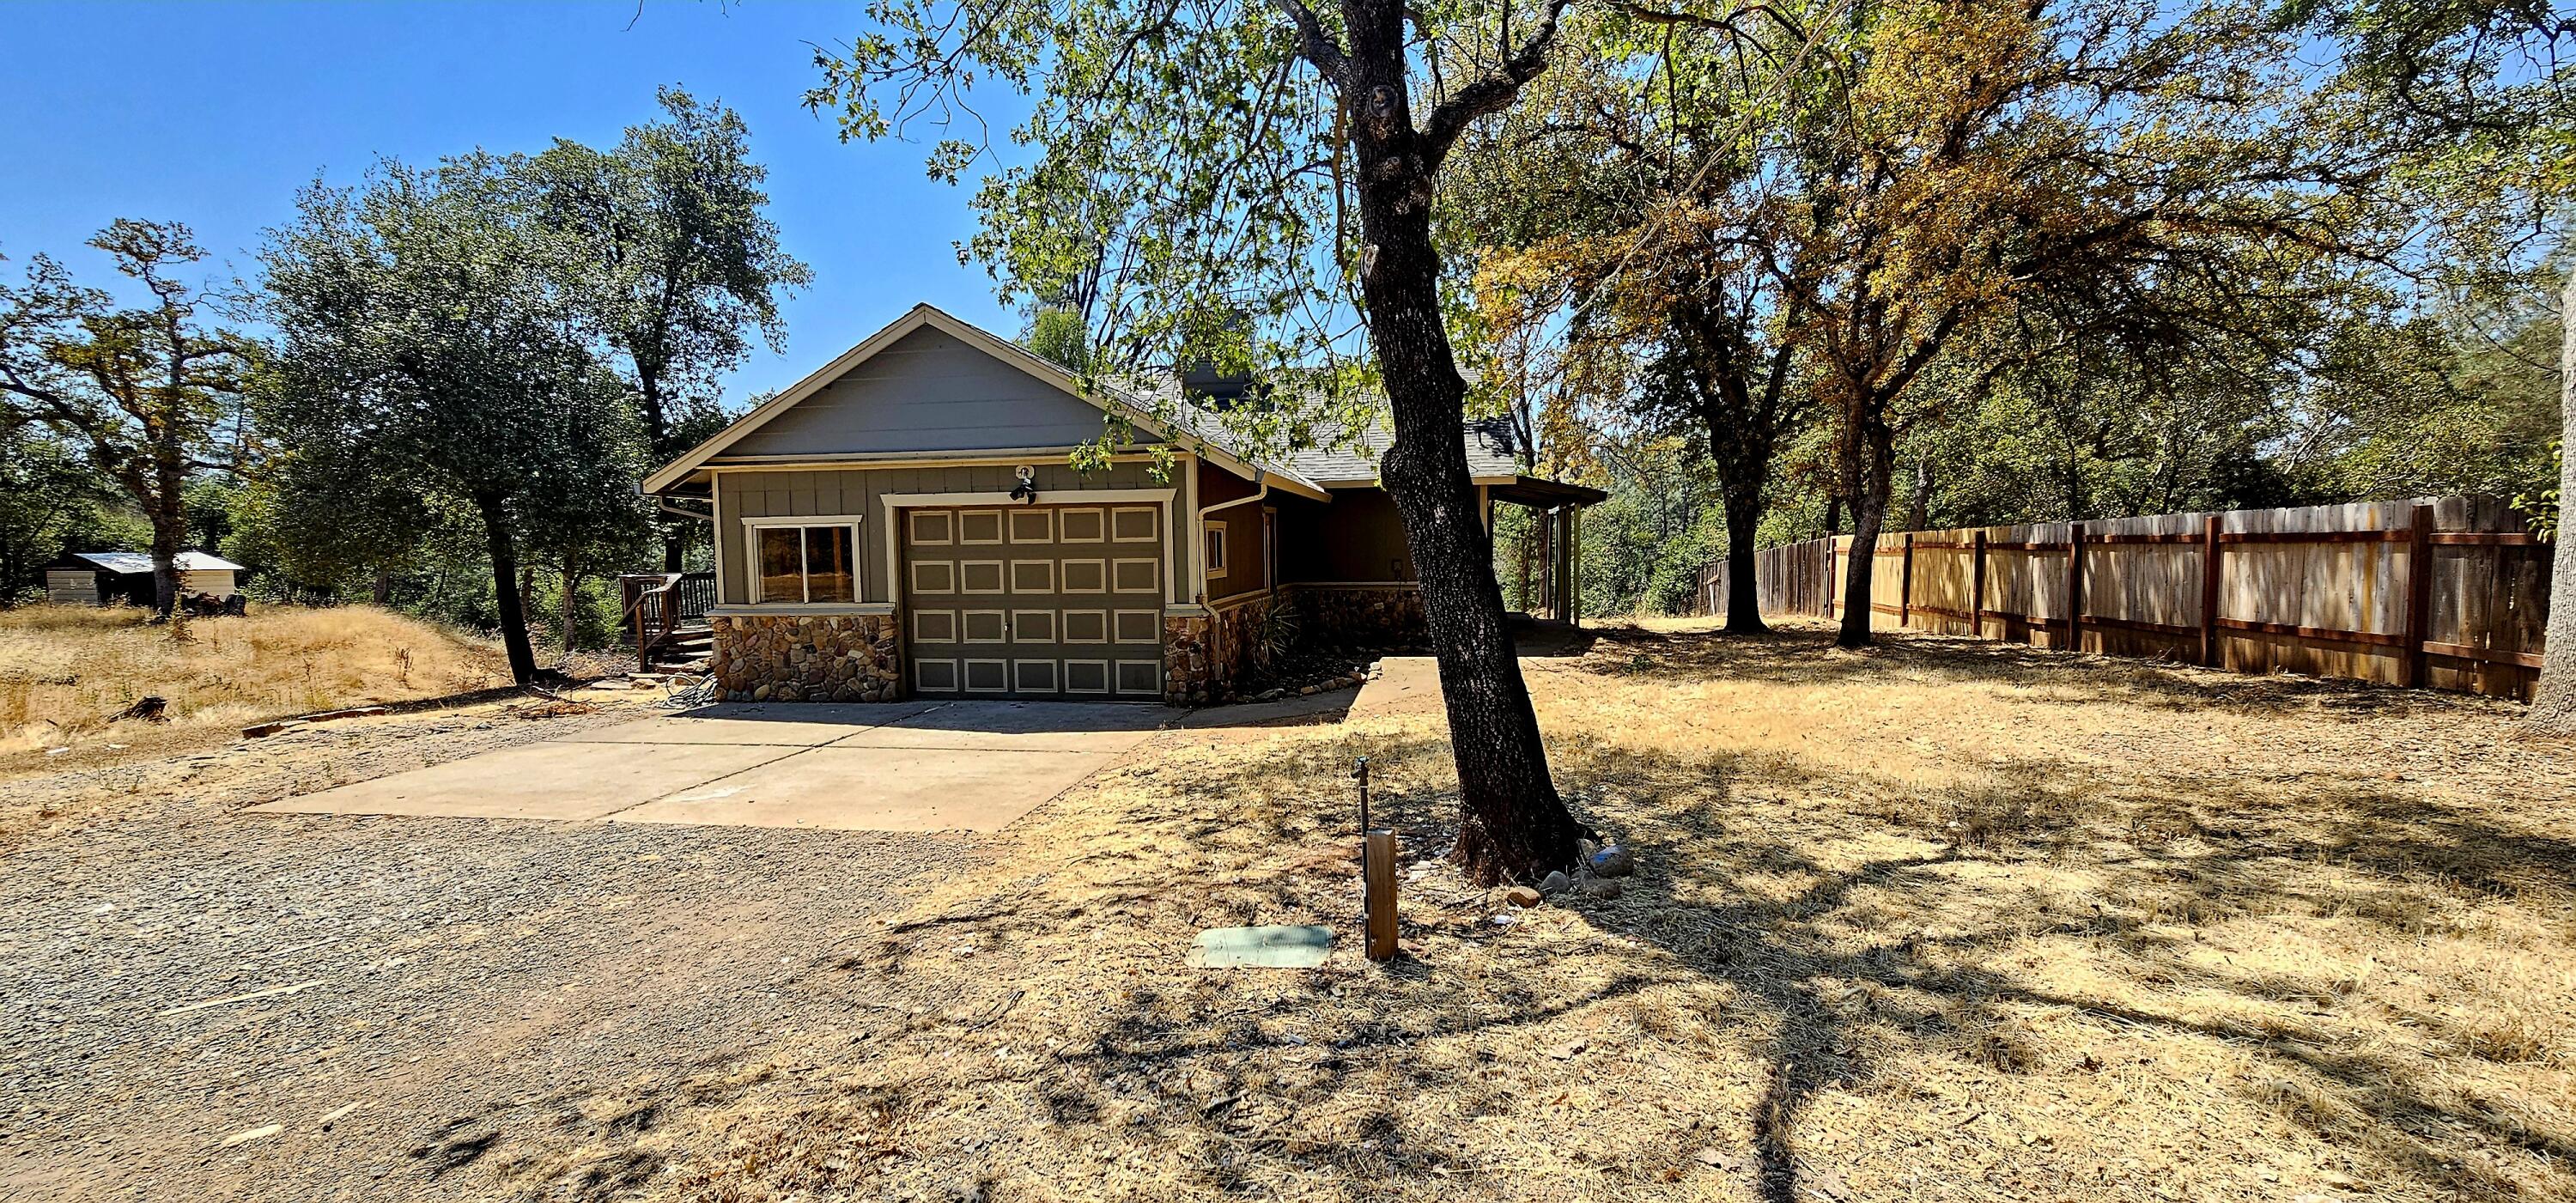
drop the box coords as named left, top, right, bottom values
left=805, top=526, right=854, bottom=602
left=758, top=528, right=804, bottom=602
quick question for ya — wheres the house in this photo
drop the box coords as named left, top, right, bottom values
left=43, top=551, right=246, bottom=607
left=641, top=304, right=1604, bottom=704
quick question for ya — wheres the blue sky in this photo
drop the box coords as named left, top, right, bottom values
left=1, top=0, right=1027, bottom=402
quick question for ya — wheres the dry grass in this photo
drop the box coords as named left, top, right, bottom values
left=515, top=618, right=2575, bottom=1203
left=0, top=603, right=510, bottom=773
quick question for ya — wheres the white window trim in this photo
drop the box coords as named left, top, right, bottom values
left=1205, top=520, right=1229, bottom=579
left=742, top=514, right=865, bottom=605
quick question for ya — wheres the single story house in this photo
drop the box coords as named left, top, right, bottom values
left=44, top=551, right=246, bottom=607
left=641, top=304, right=1604, bottom=704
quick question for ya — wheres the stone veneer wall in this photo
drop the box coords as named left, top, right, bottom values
left=1208, top=595, right=1270, bottom=695
left=1293, top=586, right=1426, bottom=649
left=1162, top=614, right=1216, bottom=705
left=709, top=614, right=903, bottom=702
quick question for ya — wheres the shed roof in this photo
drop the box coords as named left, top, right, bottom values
left=62, top=551, right=246, bottom=574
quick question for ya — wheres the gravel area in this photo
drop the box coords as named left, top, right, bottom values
left=0, top=699, right=988, bottom=1201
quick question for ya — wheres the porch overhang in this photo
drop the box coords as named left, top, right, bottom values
left=1481, top=475, right=1608, bottom=509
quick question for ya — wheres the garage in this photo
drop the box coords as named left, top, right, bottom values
left=899, top=502, right=1165, bottom=699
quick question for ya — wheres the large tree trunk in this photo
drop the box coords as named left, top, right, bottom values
left=1836, top=422, right=1895, bottom=648
left=561, top=559, right=580, bottom=659
left=1342, top=3, right=1582, bottom=884
left=146, top=458, right=186, bottom=620
left=2529, top=266, right=2576, bottom=733
left=1722, top=495, right=1769, bottom=635
left=147, top=512, right=183, bottom=621
left=476, top=494, right=541, bottom=685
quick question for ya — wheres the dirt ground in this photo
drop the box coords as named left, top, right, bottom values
left=0, top=604, right=523, bottom=770
left=5, top=619, right=2572, bottom=1202
left=608, top=618, right=2576, bottom=1203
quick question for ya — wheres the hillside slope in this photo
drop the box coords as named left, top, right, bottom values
left=0, top=604, right=513, bottom=772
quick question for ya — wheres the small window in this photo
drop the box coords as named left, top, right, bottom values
left=752, top=523, right=858, bottom=604
left=1205, top=521, right=1228, bottom=578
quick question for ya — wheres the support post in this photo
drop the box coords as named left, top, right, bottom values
left=1900, top=532, right=1915, bottom=627
left=1364, top=830, right=1398, bottom=963
left=2405, top=502, right=2434, bottom=689
left=2200, top=514, right=2222, bottom=668
left=2065, top=522, right=2086, bottom=651
left=1556, top=507, right=1577, bottom=636
left=1971, top=529, right=1988, bottom=639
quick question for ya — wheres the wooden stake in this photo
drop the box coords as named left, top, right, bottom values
left=2405, top=503, right=2434, bottom=689
left=1364, top=830, right=1398, bottom=963
left=2065, top=522, right=2086, bottom=651
left=2200, top=514, right=2222, bottom=668
left=1970, top=529, right=1988, bottom=638
left=1899, top=532, right=1915, bottom=627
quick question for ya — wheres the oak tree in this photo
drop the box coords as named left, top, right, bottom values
left=0, top=222, right=253, bottom=617
left=807, top=0, right=1593, bottom=879
left=257, top=159, right=651, bottom=684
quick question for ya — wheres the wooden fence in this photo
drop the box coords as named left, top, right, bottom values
left=1697, top=496, right=2553, bottom=700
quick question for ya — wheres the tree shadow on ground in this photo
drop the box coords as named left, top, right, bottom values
left=1550, top=726, right=2575, bottom=1203
left=522, top=625, right=2572, bottom=1203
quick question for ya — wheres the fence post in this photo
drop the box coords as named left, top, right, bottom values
left=1899, top=532, right=1915, bottom=627
left=2200, top=514, right=2222, bottom=668
left=1971, top=529, right=1988, bottom=640
left=2405, top=502, right=2434, bottom=689
left=2064, top=522, right=2085, bottom=651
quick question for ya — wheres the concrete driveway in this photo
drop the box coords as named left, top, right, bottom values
left=250, top=700, right=1170, bottom=833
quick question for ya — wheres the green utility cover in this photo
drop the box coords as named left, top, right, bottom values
left=1188, top=925, right=1334, bottom=969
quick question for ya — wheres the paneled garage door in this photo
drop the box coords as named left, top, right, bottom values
left=900, top=503, right=1165, bottom=699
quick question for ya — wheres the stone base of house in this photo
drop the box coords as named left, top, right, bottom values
left=708, top=588, right=1420, bottom=707
left=708, top=614, right=903, bottom=703
left=1163, top=614, right=1216, bottom=705
left=1293, top=585, right=1425, bottom=649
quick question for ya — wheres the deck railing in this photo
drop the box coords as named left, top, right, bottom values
left=618, top=571, right=715, bottom=660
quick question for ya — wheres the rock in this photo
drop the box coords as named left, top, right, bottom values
left=1588, top=844, right=1636, bottom=878
left=1574, top=878, right=1623, bottom=900
left=1503, top=885, right=1543, bottom=908
left=1536, top=871, right=1571, bottom=896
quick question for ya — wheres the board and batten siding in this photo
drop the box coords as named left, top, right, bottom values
left=720, top=326, right=1153, bottom=459
left=714, top=459, right=1179, bottom=605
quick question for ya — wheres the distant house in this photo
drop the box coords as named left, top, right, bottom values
left=44, top=551, right=246, bottom=606
left=641, top=303, right=1604, bottom=704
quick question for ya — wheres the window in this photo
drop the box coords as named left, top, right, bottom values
left=1205, top=521, right=1229, bottom=578
left=747, top=520, right=860, bottom=604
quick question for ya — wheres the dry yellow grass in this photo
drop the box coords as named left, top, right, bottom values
left=0, top=603, right=510, bottom=773
left=504, top=618, right=2573, bottom=1203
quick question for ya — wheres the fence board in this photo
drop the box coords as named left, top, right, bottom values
left=1698, top=495, right=2549, bottom=701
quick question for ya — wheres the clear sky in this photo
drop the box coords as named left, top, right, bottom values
left=0, top=0, right=1027, bottom=403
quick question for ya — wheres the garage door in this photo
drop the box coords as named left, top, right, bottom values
left=900, top=503, right=1165, bottom=699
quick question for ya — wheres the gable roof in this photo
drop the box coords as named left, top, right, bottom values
left=64, top=551, right=245, bottom=574
left=1274, top=413, right=1527, bottom=486
left=641, top=304, right=1329, bottom=501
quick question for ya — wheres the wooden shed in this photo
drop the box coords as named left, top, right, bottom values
left=44, top=551, right=246, bottom=606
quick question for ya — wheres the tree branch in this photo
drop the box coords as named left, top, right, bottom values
left=1420, top=0, right=1578, bottom=164
left=1269, top=0, right=1349, bottom=83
